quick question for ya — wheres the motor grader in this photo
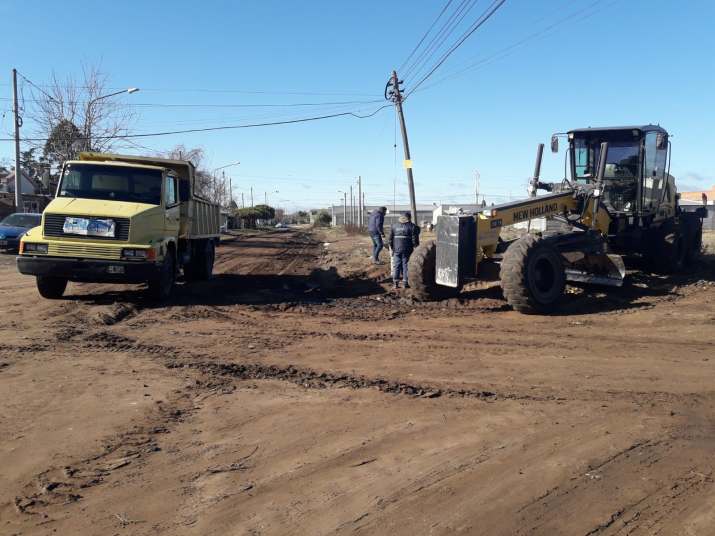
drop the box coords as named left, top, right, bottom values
left=409, top=125, right=707, bottom=313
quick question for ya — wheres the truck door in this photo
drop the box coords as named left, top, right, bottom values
left=642, top=132, right=667, bottom=215
left=164, top=174, right=181, bottom=236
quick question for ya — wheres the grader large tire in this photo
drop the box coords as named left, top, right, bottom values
left=500, top=234, right=566, bottom=314
left=649, top=223, right=686, bottom=273
left=408, top=241, right=461, bottom=301
left=684, top=219, right=703, bottom=266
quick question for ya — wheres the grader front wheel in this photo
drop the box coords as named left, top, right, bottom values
left=408, top=241, right=461, bottom=301
left=500, top=234, right=566, bottom=314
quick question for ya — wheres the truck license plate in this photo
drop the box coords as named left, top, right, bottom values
left=107, top=265, right=125, bottom=274
left=63, top=217, right=116, bottom=238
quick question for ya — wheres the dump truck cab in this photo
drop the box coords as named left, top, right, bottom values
left=17, top=153, right=220, bottom=300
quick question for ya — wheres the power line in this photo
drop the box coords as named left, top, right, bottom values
left=406, top=0, right=508, bottom=97
left=415, top=0, right=612, bottom=93
left=403, top=0, right=478, bottom=81
left=0, top=104, right=391, bottom=142
left=397, top=0, right=456, bottom=73
left=0, top=96, right=384, bottom=108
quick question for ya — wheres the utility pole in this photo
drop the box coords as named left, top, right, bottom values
left=250, top=186, right=254, bottom=207
left=386, top=70, right=417, bottom=223
left=357, top=176, right=362, bottom=228
left=241, top=192, right=245, bottom=208
left=475, top=170, right=480, bottom=206
left=343, top=192, right=347, bottom=227
left=264, top=191, right=267, bottom=206
left=12, top=69, right=22, bottom=211
left=350, top=184, right=354, bottom=225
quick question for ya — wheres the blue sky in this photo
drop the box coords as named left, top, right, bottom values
left=1, top=0, right=714, bottom=211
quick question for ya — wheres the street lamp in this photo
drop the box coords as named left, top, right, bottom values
left=85, top=87, right=140, bottom=151
left=211, top=161, right=241, bottom=207
left=264, top=189, right=279, bottom=206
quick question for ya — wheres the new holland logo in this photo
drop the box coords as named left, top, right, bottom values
left=512, top=202, right=559, bottom=224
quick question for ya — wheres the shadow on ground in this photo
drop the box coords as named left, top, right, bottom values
left=66, top=267, right=385, bottom=308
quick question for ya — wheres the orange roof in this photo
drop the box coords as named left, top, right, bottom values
left=681, top=185, right=715, bottom=203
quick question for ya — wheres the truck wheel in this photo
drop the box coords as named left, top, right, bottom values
left=36, top=276, right=68, bottom=299
left=196, top=240, right=215, bottom=280
left=408, top=241, right=461, bottom=301
left=500, top=234, right=565, bottom=314
left=148, top=251, right=175, bottom=300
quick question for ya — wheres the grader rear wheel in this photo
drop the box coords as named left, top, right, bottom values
left=408, top=241, right=461, bottom=301
left=500, top=234, right=566, bottom=314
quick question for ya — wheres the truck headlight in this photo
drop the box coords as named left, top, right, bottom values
left=121, top=248, right=151, bottom=260
left=23, top=243, right=48, bottom=254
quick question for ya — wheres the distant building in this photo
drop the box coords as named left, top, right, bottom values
left=0, top=168, right=54, bottom=218
left=680, top=185, right=715, bottom=230
left=331, top=203, right=436, bottom=228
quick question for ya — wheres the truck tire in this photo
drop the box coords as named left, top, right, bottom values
left=408, top=241, right=461, bottom=301
left=185, top=240, right=215, bottom=281
left=195, top=240, right=215, bottom=280
left=500, top=234, right=565, bottom=314
left=148, top=251, right=175, bottom=301
left=36, top=276, right=67, bottom=299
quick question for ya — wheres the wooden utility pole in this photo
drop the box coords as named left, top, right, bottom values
left=387, top=70, right=417, bottom=223
left=12, top=69, right=22, bottom=211
left=357, top=176, right=362, bottom=228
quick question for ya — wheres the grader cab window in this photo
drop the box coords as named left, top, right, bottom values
left=574, top=139, right=640, bottom=181
left=642, top=131, right=668, bottom=211
left=573, top=136, right=640, bottom=212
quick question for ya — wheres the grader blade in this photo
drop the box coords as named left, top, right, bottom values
left=564, top=253, right=625, bottom=287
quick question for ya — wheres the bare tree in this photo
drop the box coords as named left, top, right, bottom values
left=28, top=64, right=136, bottom=169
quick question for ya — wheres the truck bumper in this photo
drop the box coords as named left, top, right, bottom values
left=16, top=255, right=160, bottom=283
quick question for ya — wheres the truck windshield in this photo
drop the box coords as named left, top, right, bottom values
left=58, top=163, right=163, bottom=205
left=573, top=138, right=640, bottom=182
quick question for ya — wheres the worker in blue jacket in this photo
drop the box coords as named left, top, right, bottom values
left=367, top=206, right=387, bottom=264
left=388, top=212, right=420, bottom=289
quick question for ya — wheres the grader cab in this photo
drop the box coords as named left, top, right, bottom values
left=409, top=125, right=707, bottom=313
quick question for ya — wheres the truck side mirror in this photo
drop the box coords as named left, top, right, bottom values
left=656, top=132, right=668, bottom=150
left=550, top=135, right=559, bottom=153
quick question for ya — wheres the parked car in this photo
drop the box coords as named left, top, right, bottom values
left=0, top=213, right=42, bottom=252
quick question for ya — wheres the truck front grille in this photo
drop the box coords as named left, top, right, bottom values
left=43, top=214, right=130, bottom=241
left=48, top=242, right=123, bottom=260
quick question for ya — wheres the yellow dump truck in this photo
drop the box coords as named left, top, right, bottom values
left=17, top=152, right=220, bottom=300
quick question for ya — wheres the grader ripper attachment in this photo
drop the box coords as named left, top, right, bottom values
left=409, top=125, right=707, bottom=313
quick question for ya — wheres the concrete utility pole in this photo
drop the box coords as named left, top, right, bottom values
left=12, top=69, right=22, bottom=211
left=475, top=170, right=480, bottom=206
left=350, top=184, right=354, bottom=225
left=357, top=176, right=362, bottom=227
left=250, top=186, right=254, bottom=207
left=343, top=192, right=347, bottom=227
left=241, top=192, right=245, bottom=208
left=387, top=70, right=417, bottom=223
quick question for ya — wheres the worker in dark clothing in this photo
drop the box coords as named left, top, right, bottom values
left=389, top=212, right=420, bottom=289
left=367, top=206, right=387, bottom=264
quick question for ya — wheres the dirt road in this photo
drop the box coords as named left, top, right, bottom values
left=1, top=229, right=714, bottom=535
